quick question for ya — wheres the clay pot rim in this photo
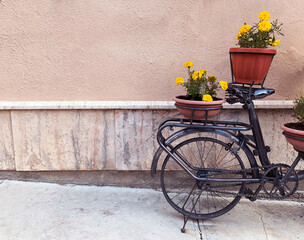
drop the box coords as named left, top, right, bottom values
left=173, top=96, right=226, bottom=106
left=281, top=123, right=304, bottom=135
left=229, top=47, right=276, bottom=55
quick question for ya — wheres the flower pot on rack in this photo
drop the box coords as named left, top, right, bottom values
left=281, top=123, right=304, bottom=152
left=173, top=96, right=226, bottom=121
left=229, top=48, right=276, bottom=86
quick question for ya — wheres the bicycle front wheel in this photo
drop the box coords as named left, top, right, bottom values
left=161, top=137, right=246, bottom=219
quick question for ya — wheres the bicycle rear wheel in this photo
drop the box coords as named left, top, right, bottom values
left=161, top=137, right=246, bottom=219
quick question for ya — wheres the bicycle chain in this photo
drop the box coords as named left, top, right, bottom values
left=200, top=163, right=296, bottom=200
left=206, top=185, right=283, bottom=200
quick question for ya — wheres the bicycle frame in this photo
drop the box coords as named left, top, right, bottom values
left=151, top=84, right=304, bottom=226
left=151, top=98, right=304, bottom=184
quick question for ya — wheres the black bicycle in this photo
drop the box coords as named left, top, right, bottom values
left=151, top=82, right=304, bottom=230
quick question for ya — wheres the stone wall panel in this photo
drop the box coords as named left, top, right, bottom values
left=11, top=110, right=115, bottom=171
left=0, top=111, right=15, bottom=170
left=115, top=110, right=176, bottom=170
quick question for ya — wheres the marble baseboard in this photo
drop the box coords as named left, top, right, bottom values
left=0, top=107, right=300, bottom=171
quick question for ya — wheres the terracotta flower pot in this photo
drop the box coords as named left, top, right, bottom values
left=281, top=123, right=304, bottom=152
left=229, top=48, right=276, bottom=85
left=173, top=96, right=226, bottom=121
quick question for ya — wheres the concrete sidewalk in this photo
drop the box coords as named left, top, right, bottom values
left=0, top=180, right=303, bottom=240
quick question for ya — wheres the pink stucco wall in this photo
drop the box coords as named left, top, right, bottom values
left=0, top=0, right=303, bottom=101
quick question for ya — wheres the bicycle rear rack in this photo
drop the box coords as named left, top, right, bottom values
left=158, top=118, right=251, bottom=132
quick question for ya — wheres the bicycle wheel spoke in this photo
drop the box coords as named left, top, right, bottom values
left=209, top=191, right=228, bottom=210
left=196, top=141, right=209, bottom=168
left=196, top=140, right=206, bottom=168
left=170, top=186, right=192, bottom=203
left=204, top=142, right=215, bottom=164
left=187, top=143, right=200, bottom=167
left=200, top=141, right=207, bottom=168
left=167, top=176, right=193, bottom=193
left=168, top=179, right=196, bottom=202
left=210, top=191, right=217, bottom=213
left=181, top=183, right=197, bottom=210
left=215, top=144, right=225, bottom=168
left=191, top=190, right=203, bottom=213
left=183, top=189, right=200, bottom=211
left=218, top=157, right=238, bottom=168
left=215, top=150, right=231, bottom=168
left=206, top=190, right=210, bottom=214
left=212, top=190, right=231, bottom=205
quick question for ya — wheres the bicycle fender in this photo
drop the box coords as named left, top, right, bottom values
left=151, top=146, right=163, bottom=177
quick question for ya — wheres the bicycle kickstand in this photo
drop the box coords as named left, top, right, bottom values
left=181, top=191, right=202, bottom=233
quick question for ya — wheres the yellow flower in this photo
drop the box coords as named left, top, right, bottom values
left=236, top=32, right=242, bottom=40
left=220, top=81, right=228, bottom=91
left=259, top=11, right=270, bottom=21
left=192, top=71, right=199, bottom=80
left=184, top=61, right=194, bottom=68
left=199, top=69, right=206, bottom=78
left=269, top=39, right=280, bottom=46
left=202, top=94, right=213, bottom=102
left=258, top=20, right=272, bottom=32
left=208, top=75, right=217, bottom=83
left=175, top=77, right=184, bottom=85
left=239, top=24, right=251, bottom=35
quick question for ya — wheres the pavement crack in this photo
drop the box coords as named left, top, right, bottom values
left=196, top=220, right=208, bottom=240
left=197, top=220, right=203, bottom=240
left=254, top=210, right=269, bottom=240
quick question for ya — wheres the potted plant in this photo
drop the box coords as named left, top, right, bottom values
left=230, top=11, right=283, bottom=85
left=174, top=61, right=228, bottom=120
left=281, top=95, right=304, bottom=152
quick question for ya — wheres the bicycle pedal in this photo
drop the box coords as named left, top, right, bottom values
left=244, top=188, right=257, bottom=202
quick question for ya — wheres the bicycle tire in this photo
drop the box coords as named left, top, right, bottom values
left=160, top=136, right=246, bottom=219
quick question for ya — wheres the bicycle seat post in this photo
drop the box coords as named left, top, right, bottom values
left=244, top=96, right=271, bottom=167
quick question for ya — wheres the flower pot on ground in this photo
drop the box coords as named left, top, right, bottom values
left=281, top=96, right=304, bottom=152
left=174, top=61, right=228, bottom=121
left=174, top=95, right=226, bottom=121
left=232, top=11, right=283, bottom=86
